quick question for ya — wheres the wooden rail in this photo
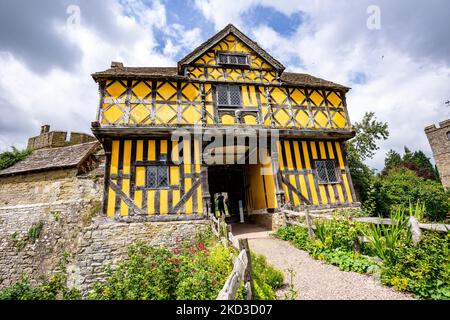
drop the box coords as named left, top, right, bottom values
left=283, top=210, right=450, bottom=232
left=211, top=219, right=255, bottom=300
left=283, top=209, right=449, bottom=244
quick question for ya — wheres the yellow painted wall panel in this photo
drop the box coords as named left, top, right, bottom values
left=274, top=109, right=290, bottom=127
left=310, top=141, right=318, bottom=159
left=222, top=114, right=234, bottom=125
left=136, top=167, right=145, bottom=186
left=160, top=190, right=168, bottom=214
left=123, top=140, right=131, bottom=174
left=319, top=141, right=327, bottom=159
left=107, top=188, right=116, bottom=217
left=103, top=104, right=124, bottom=124
left=155, top=105, right=177, bottom=124
left=319, top=185, right=328, bottom=205
left=327, top=91, right=342, bottom=107
left=157, top=82, right=177, bottom=101
left=170, top=166, right=179, bottom=185
left=182, top=83, right=200, bottom=101
left=172, top=190, right=180, bottom=212
left=111, top=141, right=119, bottom=175
left=160, top=139, right=168, bottom=155
left=327, top=185, right=336, bottom=204
left=147, top=190, right=155, bottom=214
left=185, top=178, right=192, bottom=214
left=327, top=142, right=335, bottom=159
left=197, top=187, right=203, bottom=214
left=121, top=179, right=130, bottom=216
left=131, top=81, right=151, bottom=99
left=172, top=140, right=179, bottom=162
left=244, top=115, right=257, bottom=125
left=106, top=81, right=126, bottom=98
left=148, top=140, right=155, bottom=161
left=136, top=140, right=143, bottom=161
left=135, top=190, right=143, bottom=209
left=182, top=106, right=201, bottom=124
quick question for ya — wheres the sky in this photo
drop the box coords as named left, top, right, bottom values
left=0, top=0, right=449, bottom=170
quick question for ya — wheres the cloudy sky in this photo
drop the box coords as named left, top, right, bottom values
left=0, top=0, right=449, bottom=169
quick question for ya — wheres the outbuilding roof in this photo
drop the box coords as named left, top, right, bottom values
left=0, top=141, right=100, bottom=176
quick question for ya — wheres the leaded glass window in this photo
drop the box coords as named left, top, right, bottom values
left=216, top=84, right=241, bottom=108
left=217, top=53, right=248, bottom=66
left=146, top=166, right=168, bottom=188
left=315, top=160, right=338, bottom=184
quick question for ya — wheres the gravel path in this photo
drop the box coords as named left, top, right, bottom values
left=232, top=223, right=414, bottom=300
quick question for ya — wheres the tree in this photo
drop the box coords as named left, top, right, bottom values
left=382, top=147, right=439, bottom=181
left=0, top=147, right=31, bottom=170
left=384, top=149, right=402, bottom=169
left=349, top=112, right=389, bottom=161
left=346, top=112, right=389, bottom=205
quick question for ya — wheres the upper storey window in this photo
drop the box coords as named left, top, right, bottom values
left=216, top=84, right=241, bottom=108
left=217, top=53, right=249, bottom=66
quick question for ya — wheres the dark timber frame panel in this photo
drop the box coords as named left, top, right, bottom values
left=103, top=136, right=204, bottom=218
left=98, top=78, right=351, bottom=133
left=277, top=138, right=357, bottom=210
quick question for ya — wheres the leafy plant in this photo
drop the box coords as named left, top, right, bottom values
left=283, top=268, right=297, bottom=300
left=381, top=232, right=450, bottom=300
left=28, top=220, right=44, bottom=243
left=0, top=147, right=31, bottom=170
left=363, top=207, right=411, bottom=262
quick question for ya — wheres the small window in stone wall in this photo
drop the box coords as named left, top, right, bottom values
left=447, top=131, right=450, bottom=140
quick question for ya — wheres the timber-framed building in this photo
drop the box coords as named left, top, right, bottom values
left=91, top=24, right=358, bottom=221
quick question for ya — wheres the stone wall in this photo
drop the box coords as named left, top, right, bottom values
left=425, top=119, right=450, bottom=190
left=0, top=169, right=99, bottom=207
left=26, top=126, right=96, bottom=150
left=0, top=168, right=208, bottom=295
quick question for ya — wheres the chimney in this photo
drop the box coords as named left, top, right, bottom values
left=111, top=61, right=124, bottom=69
left=41, top=124, right=50, bottom=134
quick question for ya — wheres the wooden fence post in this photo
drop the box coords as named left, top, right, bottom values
left=305, top=209, right=315, bottom=240
left=238, top=238, right=254, bottom=300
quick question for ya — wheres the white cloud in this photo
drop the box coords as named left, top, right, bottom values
left=1, top=0, right=449, bottom=173
left=194, top=0, right=450, bottom=169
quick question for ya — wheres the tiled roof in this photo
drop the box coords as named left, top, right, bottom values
left=0, top=141, right=100, bottom=176
left=92, top=66, right=349, bottom=91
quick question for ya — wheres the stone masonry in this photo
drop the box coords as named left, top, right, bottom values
left=0, top=152, right=208, bottom=295
left=425, top=119, right=450, bottom=190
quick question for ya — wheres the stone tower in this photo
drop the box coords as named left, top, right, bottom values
left=425, top=119, right=450, bottom=190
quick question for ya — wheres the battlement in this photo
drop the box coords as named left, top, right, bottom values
left=425, top=119, right=450, bottom=189
left=27, top=125, right=96, bottom=150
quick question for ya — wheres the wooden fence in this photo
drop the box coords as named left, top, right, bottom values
left=283, top=209, right=450, bottom=244
left=210, top=215, right=254, bottom=300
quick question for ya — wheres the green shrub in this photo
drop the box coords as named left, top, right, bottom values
left=275, top=221, right=375, bottom=274
left=377, top=168, right=449, bottom=221
left=0, top=274, right=81, bottom=300
left=381, top=232, right=450, bottom=300
left=90, top=241, right=283, bottom=300
left=363, top=207, right=412, bottom=262
left=0, top=147, right=31, bottom=170
left=251, top=253, right=284, bottom=299
left=313, top=249, right=374, bottom=273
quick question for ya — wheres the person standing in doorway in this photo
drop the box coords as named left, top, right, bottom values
left=217, top=192, right=226, bottom=217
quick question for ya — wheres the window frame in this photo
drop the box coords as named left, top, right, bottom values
left=216, top=53, right=250, bottom=66
left=145, top=165, right=169, bottom=189
left=215, top=84, right=242, bottom=108
left=315, top=160, right=339, bottom=184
